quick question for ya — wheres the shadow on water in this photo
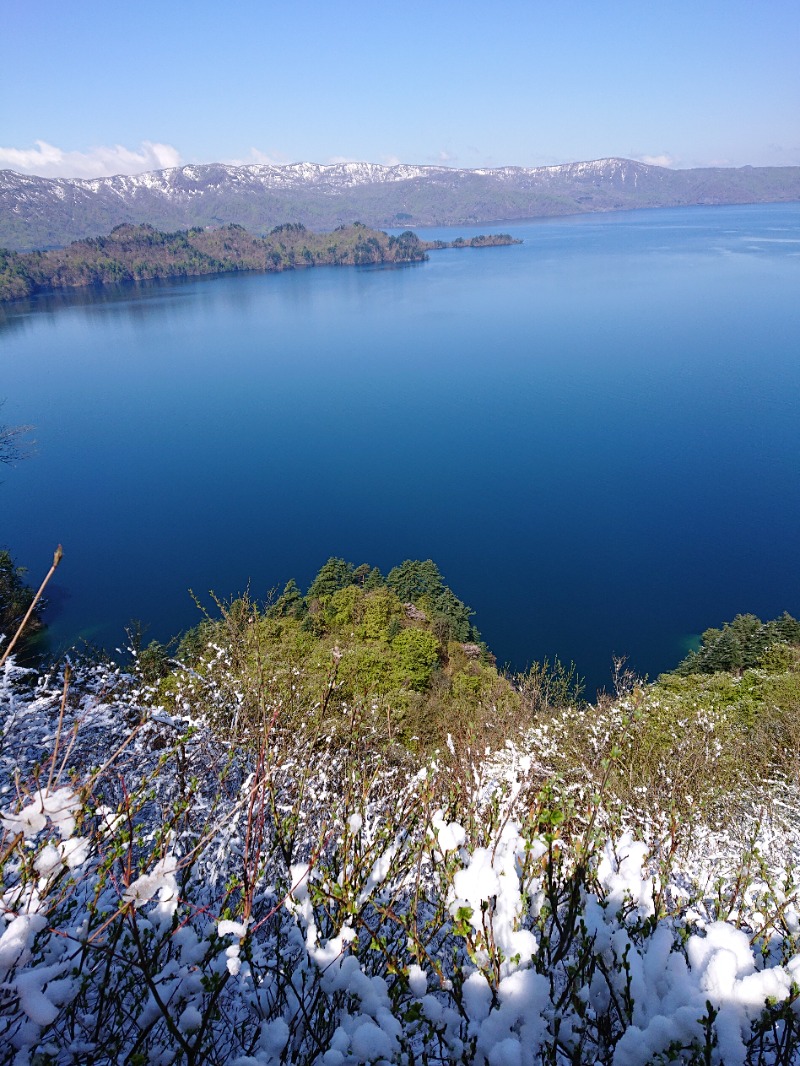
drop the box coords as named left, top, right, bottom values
left=5, top=582, right=75, bottom=669
left=40, top=581, right=72, bottom=625
left=0, top=260, right=428, bottom=339
left=16, top=583, right=122, bottom=671
left=0, top=276, right=202, bottom=338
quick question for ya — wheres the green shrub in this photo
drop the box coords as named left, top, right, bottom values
left=359, top=585, right=404, bottom=641
left=391, top=628, right=440, bottom=691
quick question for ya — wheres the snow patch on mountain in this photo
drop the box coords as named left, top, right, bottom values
left=2, top=156, right=797, bottom=251
left=0, top=156, right=653, bottom=201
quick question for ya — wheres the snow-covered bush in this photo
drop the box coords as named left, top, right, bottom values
left=2, top=650, right=800, bottom=1064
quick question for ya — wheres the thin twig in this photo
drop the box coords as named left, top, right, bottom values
left=47, top=664, right=72, bottom=793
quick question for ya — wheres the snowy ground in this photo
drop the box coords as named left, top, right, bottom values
left=2, top=655, right=800, bottom=1064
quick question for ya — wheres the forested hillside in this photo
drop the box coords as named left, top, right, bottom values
left=0, top=222, right=429, bottom=301
left=0, top=223, right=520, bottom=301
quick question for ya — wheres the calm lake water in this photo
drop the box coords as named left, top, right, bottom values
left=2, top=203, right=799, bottom=694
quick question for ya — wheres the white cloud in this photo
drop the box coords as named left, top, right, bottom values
left=0, top=140, right=182, bottom=179
left=381, top=154, right=402, bottom=167
left=636, top=153, right=677, bottom=168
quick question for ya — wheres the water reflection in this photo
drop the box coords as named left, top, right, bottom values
left=0, top=259, right=428, bottom=340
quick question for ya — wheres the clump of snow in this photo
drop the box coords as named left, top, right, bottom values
left=407, top=962, right=427, bottom=997
left=432, top=808, right=466, bottom=852
left=122, top=855, right=179, bottom=907
left=2, top=785, right=81, bottom=839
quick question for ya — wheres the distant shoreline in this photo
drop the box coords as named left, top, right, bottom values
left=3, top=157, right=798, bottom=252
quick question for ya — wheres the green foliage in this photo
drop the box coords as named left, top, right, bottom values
left=175, top=618, right=216, bottom=665
left=391, top=628, right=440, bottom=691
left=0, top=222, right=431, bottom=302
left=306, top=557, right=355, bottom=600
left=387, top=230, right=426, bottom=259
left=359, top=585, right=404, bottom=641
left=338, top=644, right=393, bottom=695
left=164, top=560, right=518, bottom=750
left=0, top=549, right=41, bottom=643
left=326, top=584, right=361, bottom=627
left=760, top=642, right=796, bottom=673
left=134, top=639, right=171, bottom=684
left=386, top=559, right=479, bottom=643
left=385, top=558, right=441, bottom=603
left=267, top=578, right=306, bottom=620
left=628, top=634, right=800, bottom=803
left=0, top=249, right=35, bottom=299
left=445, top=234, right=521, bottom=249
left=517, top=656, right=585, bottom=715
left=516, top=617, right=800, bottom=824
left=675, top=611, right=800, bottom=676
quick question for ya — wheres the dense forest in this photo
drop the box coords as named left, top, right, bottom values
left=0, top=222, right=519, bottom=302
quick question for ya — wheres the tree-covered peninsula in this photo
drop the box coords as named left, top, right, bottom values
left=0, top=222, right=519, bottom=301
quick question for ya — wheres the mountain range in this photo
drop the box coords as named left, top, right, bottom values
left=2, top=157, right=799, bottom=251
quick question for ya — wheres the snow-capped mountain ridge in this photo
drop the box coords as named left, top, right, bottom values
left=2, top=157, right=798, bottom=251
left=0, top=157, right=654, bottom=202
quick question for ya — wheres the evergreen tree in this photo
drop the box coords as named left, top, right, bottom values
left=268, top=579, right=306, bottom=619
left=386, top=559, right=443, bottom=604
left=363, top=566, right=384, bottom=591
left=387, top=559, right=478, bottom=644
left=306, top=557, right=355, bottom=600
left=675, top=611, right=800, bottom=675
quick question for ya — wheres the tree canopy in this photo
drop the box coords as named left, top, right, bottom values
left=675, top=611, right=800, bottom=675
left=386, top=559, right=478, bottom=643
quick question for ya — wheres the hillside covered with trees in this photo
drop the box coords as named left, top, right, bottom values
left=0, top=222, right=426, bottom=301
left=0, top=223, right=519, bottom=302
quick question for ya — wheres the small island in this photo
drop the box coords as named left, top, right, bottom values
left=0, top=222, right=521, bottom=302
left=425, top=233, right=522, bottom=249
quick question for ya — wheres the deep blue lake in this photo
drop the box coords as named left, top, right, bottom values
left=2, top=203, right=799, bottom=694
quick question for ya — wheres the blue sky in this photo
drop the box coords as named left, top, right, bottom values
left=2, top=0, right=798, bottom=178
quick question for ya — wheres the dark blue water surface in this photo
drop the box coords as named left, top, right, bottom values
left=2, top=204, right=799, bottom=694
